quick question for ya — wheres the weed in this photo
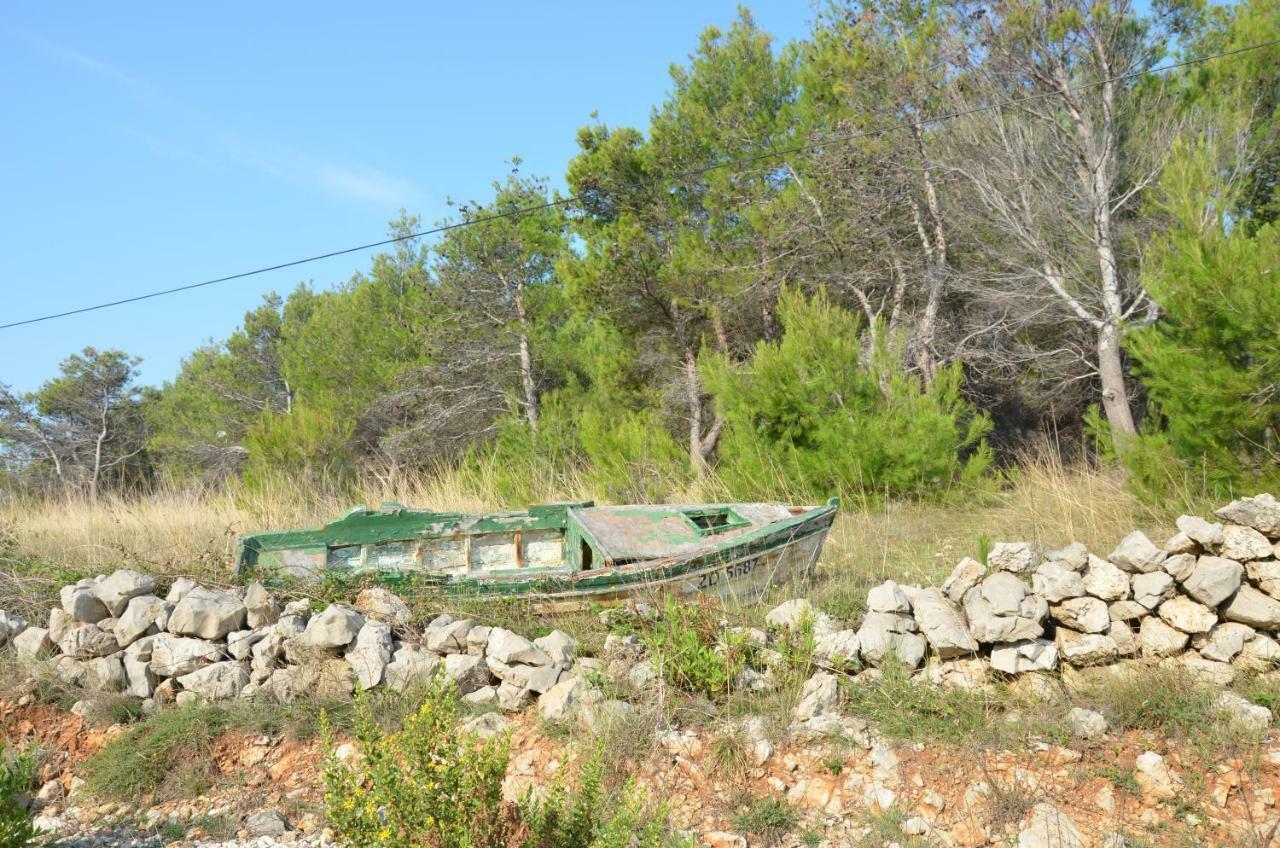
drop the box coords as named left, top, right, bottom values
left=820, top=756, right=845, bottom=775
left=707, top=726, right=749, bottom=780
left=729, top=795, right=797, bottom=845
left=799, top=830, right=823, bottom=848
left=641, top=597, right=742, bottom=698
left=1094, top=764, right=1140, bottom=796
left=83, top=703, right=229, bottom=801
left=857, top=805, right=929, bottom=847
left=1, top=745, right=39, bottom=848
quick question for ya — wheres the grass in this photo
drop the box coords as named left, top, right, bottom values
left=728, top=795, right=798, bottom=845
left=83, top=703, right=230, bottom=802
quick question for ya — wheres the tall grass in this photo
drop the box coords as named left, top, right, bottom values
left=0, top=453, right=1201, bottom=622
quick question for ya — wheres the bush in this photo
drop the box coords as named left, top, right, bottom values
left=322, top=681, right=686, bottom=848
left=640, top=597, right=745, bottom=698
left=1, top=747, right=39, bottom=848
left=704, top=288, right=992, bottom=501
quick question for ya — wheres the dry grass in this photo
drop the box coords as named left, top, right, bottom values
left=0, top=453, right=1205, bottom=630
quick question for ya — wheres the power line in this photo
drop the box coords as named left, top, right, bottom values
left=3, top=36, right=1276, bottom=332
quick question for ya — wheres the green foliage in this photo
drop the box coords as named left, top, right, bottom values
left=241, top=403, right=355, bottom=496
left=83, top=703, right=228, bottom=801
left=640, top=597, right=744, bottom=698
left=1120, top=137, right=1280, bottom=500
left=322, top=681, right=510, bottom=848
left=0, top=746, right=38, bottom=848
left=706, top=289, right=993, bottom=501
left=323, top=682, right=684, bottom=848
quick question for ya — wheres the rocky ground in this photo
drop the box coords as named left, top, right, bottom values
left=4, top=492, right=1280, bottom=846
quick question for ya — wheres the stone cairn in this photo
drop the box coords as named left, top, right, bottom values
left=0, top=493, right=1277, bottom=731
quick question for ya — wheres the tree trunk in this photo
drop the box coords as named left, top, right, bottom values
left=682, top=341, right=706, bottom=479
left=1096, top=321, right=1136, bottom=436
left=911, top=120, right=948, bottom=384
left=514, top=284, right=539, bottom=433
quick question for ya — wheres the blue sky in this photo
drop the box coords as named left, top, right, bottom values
left=0, top=2, right=814, bottom=394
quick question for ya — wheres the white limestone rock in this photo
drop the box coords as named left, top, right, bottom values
left=1175, top=515, right=1223, bottom=548
left=345, top=620, right=393, bottom=689
left=1182, top=556, right=1244, bottom=607
left=1032, top=562, right=1086, bottom=603
left=793, top=671, right=840, bottom=721
left=1139, top=617, right=1190, bottom=657
left=298, top=604, right=364, bottom=649
left=1044, top=542, right=1088, bottom=571
left=1221, top=525, right=1275, bottom=561
left=1222, top=585, right=1280, bottom=629
left=93, top=570, right=156, bottom=617
left=1218, top=691, right=1272, bottom=731
left=60, top=582, right=108, bottom=624
left=113, top=595, right=167, bottom=647
left=1216, top=494, right=1280, bottom=537
left=1158, top=596, right=1218, bottom=634
left=1051, top=597, right=1109, bottom=634
left=13, top=626, right=53, bottom=661
left=383, top=644, right=442, bottom=693
left=58, top=624, right=119, bottom=659
left=1236, top=634, right=1280, bottom=672
left=866, top=580, right=913, bottom=613
left=812, top=629, right=861, bottom=666
left=988, top=542, right=1037, bottom=574
left=486, top=628, right=551, bottom=665
left=911, top=588, right=978, bottom=658
left=1056, top=629, right=1118, bottom=667
left=1162, top=553, right=1197, bottom=582
left=963, top=573, right=1047, bottom=643
left=941, top=557, right=987, bottom=603
left=1109, top=531, right=1167, bottom=574
left=177, top=661, right=249, bottom=700
left=533, top=630, right=578, bottom=667
left=856, top=611, right=926, bottom=668
left=149, top=632, right=222, bottom=678
left=424, top=618, right=474, bottom=654
left=243, top=582, right=280, bottom=629
left=1068, top=707, right=1108, bottom=740
left=444, top=653, right=491, bottom=694
left=168, top=587, right=247, bottom=641
left=990, top=639, right=1059, bottom=674
left=1131, top=571, right=1175, bottom=610
left=354, top=586, right=412, bottom=628
left=1179, top=653, right=1235, bottom=686
left=1196, top=622, right=1255, bottom=664
left=1082, top=556, right=1130, bottom=601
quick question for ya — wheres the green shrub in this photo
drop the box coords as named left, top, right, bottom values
left=704, top=288, right=992, bottom=502
left=322, top=681, right=686, bottom=848
left=641, top=597, right=744, bottom=698
left=1, top=747, right=39, bottom=848
left=729, top=795, right=797, bottom=844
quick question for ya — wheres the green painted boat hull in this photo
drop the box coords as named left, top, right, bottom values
left=238, top=498, right=839, bottom=608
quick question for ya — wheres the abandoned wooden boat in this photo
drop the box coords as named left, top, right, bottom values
left=237, top=499, right=838, bottom=606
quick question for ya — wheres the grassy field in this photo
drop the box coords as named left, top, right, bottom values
left=0, top=454, right=1200, bottom=625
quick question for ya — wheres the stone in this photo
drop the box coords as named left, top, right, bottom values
left=354, top=586, right=412, bottom=628
left=1180, top=654, right=1235, bottom=686
left=123, top=652, right=155, bottom=698
left=1222, top=525, right=1275, bottom=561
left=1236, top=634, right=1280, bottom=672
left=246, top=810, right=289, bottom=837
left=150, top=632, right=222, bottom=677
left=165, top=577, right=198, bottom=604
left=168, top=587, right=247, bottom=640
left=298, top=605, right=364, bottom=649
left=1217, top=691, right=1272, bottom=731
left=580, top=699, right=637, bottom=735
left=113, top=595, right=167, bottom=647
left=1131, top=572, right=1175, bottom=610
left=243, top=582, right=280, bottom=629
left=941, top=557, right=987, bottom=603
left=793, top=671, right=840, bottom=721
left=1055, top=629, right=1118, bottom=667
left=533, top=630, right=578, bottom=667
left=1197, top=623, right=1255, bottom=663
left=267, top=658, right=355, bottom=702
left=539, top=675, right=587, bottom=722
left=867, top=580, right=913, bottom=613
left=443, top=653, right=491, bottom=694
left=1162, top=552, right=1197, bottom=582
left=1216, top=493, right=1280, bottom=537
left=1139, top=617, right=1189, bottom=657
left=345, top=621, right=393, bottom=689
left=911, top=588, right=978, bottom=657
left=1045, top=542, right=1089, bottom=570
left=1164, top=532, right=1198, bottom=554
left=627, top=659, right=661, bottom=691
left=1032, top=562, right=1085, bottom=603
left=47, top=608, right=76, bottom=644
left=462, top=685, right=498, bottom=705
left=1176, top=515, right=1224, bottom=548
left=1107, top=600, right=1148, bottom=621
left=177, top=661, right=249, bottom=699
left=765, top=598, right=837, bottom=635
left=989, top=541, right=1037, bottom=574
left=225, top=629, right=264, bottom=661
left=1222, top=585, right=1280, bottom=628
left=383, top=644, right=442, bottom=693
left=486, top=628, right=551, bottom=665
left=856, top=612, right=926, bottom=668
left=497, top=681, right=531, bottom=711
left=12, top=626, right=53, bottom=661
left=1134, top=751, right=1181, bottom=800
left=1081, top=556, right=1130, bottom=601
left=93, top=569, right=156, bottom=616
left=58, top=624, right=119, bottom=659
left=812, top=629, right=861, bottom=665
left=963, top=573, right=1047, bottom=643
left=1183, top=556, right=1244, bottom=607
left=1110, top=531, right=1167, bottom=574
left=990, top=639, right=1058, bottom=674
left=60, top=582, right=109, bottom=623
left=424, top=617, right=474, bottom=654
left=926, top=657, right=989, bottom=691
left=466, top=625, right=493, bottom=655
left=1017, top=802, right=1084, bottom=848
left=460, top=712, right=513, bottom=739
left=1157, top=597, right=1217, bottom=634
left=1109, top=620, right=1139, bottom=656
left=1051, top=597, right=1109, bottom=634
left=85, top=654, right=127, bottom=692
left=54, top=656, right=87, bottom=687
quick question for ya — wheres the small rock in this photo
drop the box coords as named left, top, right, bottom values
left=1183, top=556, right=1244, bottom=607
left=345, top=620, right=393, bottom=689
left=911, top=588, right=978, bottom=657
left=93, top=569, right=157, bottom=617
left=1223, top=586, right=1280, bottom=629
left=298, top=605, right=364, bottom=649
left=1131, top=571, right=1175, bottom=610
left=244, top=582, right=280, bottom=629
left=1215, top=494, right=1280, bottom=537
left=1140, top=616, right=1190, bottom=657
left=1163, top=552, right=1198, bottom=582
left=867, top=580, right=913, bottom=613
left=1056, top=629, right=1118, bottom=667
left=1134, top=751, right=1182, bottom=800
left=1017, top=802, right=1084, bottom=848
left=1158, top=596, right=1218, bottom=634
left=990, top=639, right=1058, bottom=674
left=1082, top=556, right=1130, bottom=601
left=354, top=586, right=412, bottom=628
left=424, top=617, right=474, bottom=654
left=941, top=557, right=987, bottom=602
left=989, top=542, right=1037, bottom=574
left=1032, top=562, right=1085, bottom=603
left=533, top=630, right=577, bottom=667
left=168, top=587, right=248, bottom=640
left=1067, top=707, right=1107, bottom=740
left=1222, top=525, right=1275, bottom=561
left=793, top=671, right=840, bottom=721
left=486, top=628, right=551, bottom=665
left=383, top=644, right=441, bottom=693
left=1217, top=691, right=1272, bottom=731
left=1197, top=622, right=1255, bottom=663
left=1051, top=597, right=1109, bottom=634
left=58, top=624, right=119, bottom=659
left=177, top=661, right=249, bottom=699
left=61, top=582, right=109, bottom=623
left=246, top=809, right=289, bottom=837
left=1176, top=515, right=1224, bottom=548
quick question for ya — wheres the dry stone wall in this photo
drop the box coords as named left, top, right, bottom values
left=1, top=493, right=1278, bottom=730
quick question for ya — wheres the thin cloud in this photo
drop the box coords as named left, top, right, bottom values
left=14, top=30, right=423, bottom=207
